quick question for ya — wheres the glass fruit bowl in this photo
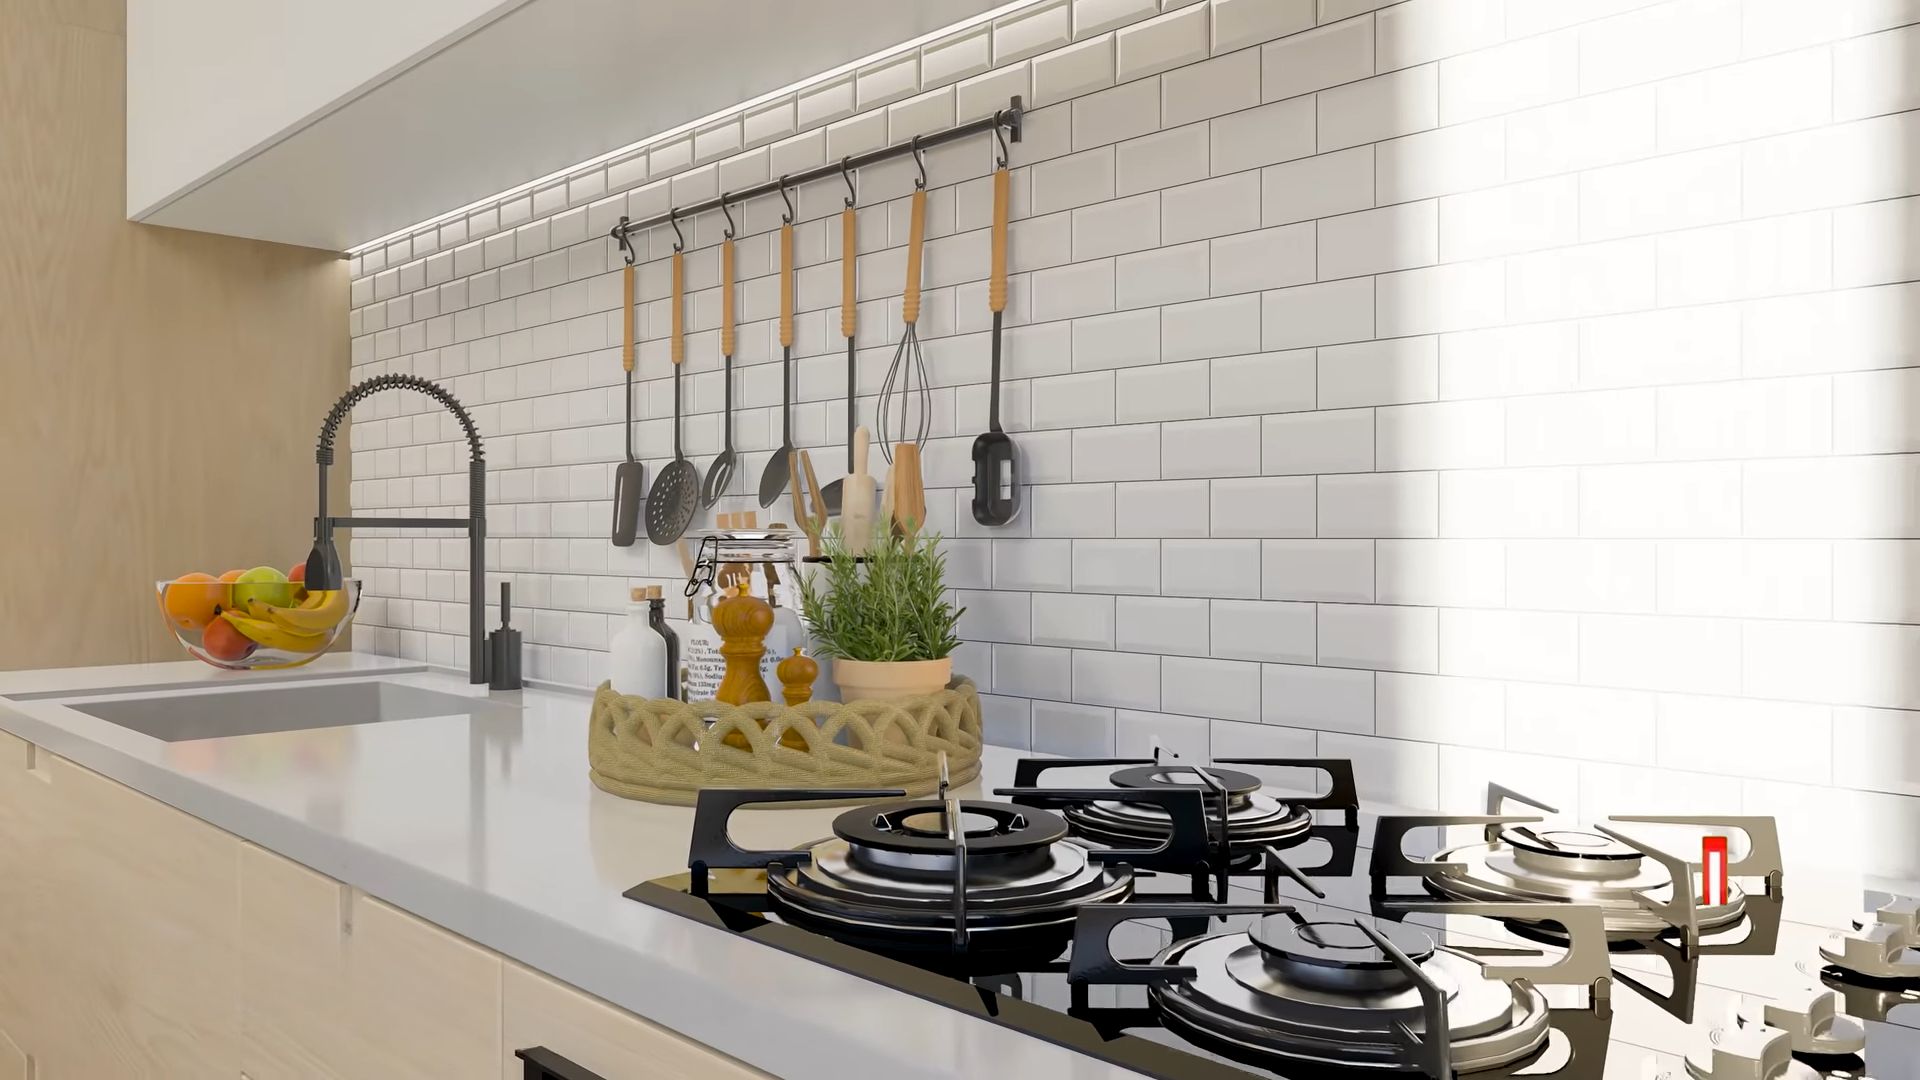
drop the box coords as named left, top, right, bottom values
left=157, top=575, right=361, bottom=671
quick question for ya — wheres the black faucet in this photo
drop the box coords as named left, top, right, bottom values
left=304, top=374, right=489, bottom=684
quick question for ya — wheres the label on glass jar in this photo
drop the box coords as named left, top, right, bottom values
left=681, top=623, right=724, bottom=701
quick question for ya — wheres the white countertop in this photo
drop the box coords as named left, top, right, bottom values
left=0, top=654, right=1154, bottom=1080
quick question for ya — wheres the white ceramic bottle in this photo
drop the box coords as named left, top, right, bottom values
left=608, top=586, right=666, bottom=697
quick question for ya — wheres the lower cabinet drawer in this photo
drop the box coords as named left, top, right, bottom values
left=501, top=963, right=770, bottom=1080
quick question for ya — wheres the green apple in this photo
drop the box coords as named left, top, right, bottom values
left=230, top=566, right=294, bottom=612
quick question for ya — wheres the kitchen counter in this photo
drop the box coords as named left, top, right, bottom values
left=0, top=654, right=1151, bottom=1080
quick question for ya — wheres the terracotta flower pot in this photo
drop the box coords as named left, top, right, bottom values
left=832, top=657, right=953, bottom=703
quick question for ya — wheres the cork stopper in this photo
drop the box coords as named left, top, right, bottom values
left=645, top=585, right=662, bottom=599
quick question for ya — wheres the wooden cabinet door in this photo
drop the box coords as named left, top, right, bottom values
left=0, top=729, right=49, bottom=1047
left=239, top=844, right=356, bottom=1079
left=27, top=754, right=243, bottom=1079
left=501, top=963, right=771, bottom=1080
left=350, top=895, right=503, bottom=1079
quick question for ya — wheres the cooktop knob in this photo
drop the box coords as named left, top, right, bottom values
left=1682, top=1024, right=1821, bottom=1080
left=1738, top=987, right=1866, bottom=1057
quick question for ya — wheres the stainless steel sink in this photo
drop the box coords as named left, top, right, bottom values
left=62, top=680, right=519, bottom=742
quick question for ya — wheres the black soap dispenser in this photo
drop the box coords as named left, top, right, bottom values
left=488, top=582, right=523, bottom=691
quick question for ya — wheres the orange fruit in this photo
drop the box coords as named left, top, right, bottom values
left=217, top=569, right=244, bottom=611
left=162, top=573, right=223, bottom=630
left=201, top=615, right=256, bottom=662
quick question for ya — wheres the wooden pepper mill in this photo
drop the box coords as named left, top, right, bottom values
left=712, top=581, right=771, bottom=707
left=777, top=648, right=818, bottom=705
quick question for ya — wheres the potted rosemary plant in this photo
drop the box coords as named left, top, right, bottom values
left=796, top=523, right=964, bottom=702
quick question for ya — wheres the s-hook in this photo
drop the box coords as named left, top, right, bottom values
left=911, top=135, right=927, bottom=190
left=615, top=215, right=636, bottom=266
left=720, top=194, right=736, bottom=240
left=780, top=175, right=796, bottom=225
left=994, top=110, right=1012, bottom=169
left=841, top=156, right=857, bottom=208
left=669, top=207, right=684, bottom=252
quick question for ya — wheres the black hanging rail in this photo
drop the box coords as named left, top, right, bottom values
left=610, top=96, right=1022, bottom=247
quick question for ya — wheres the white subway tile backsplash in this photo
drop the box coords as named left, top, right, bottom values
left=1074, top=538, right=1163, bottom=593
left=1033, top=591, right=1117, bottom=649
left=1115, top=5, right=1209, bottom=82
left=1213, top=0, right=1314, bottom=55
left=1439, top=28, right=1579, bottom=125
left=1212, top=476, right=1315, bottom=538
left=1162, top=172, right=1264, bottom=243
left=1117, top=479, right=1210, bottom=538
left=1263, top=409, right=1373, bottom=475
left=1266, top=279, right=1376, bottom=352
left=1162, top=416, right=1259, bottom=478
left=351, top=2, right=1920, bottom=832
left=1116, top=595, right=1210, bottom=655
left=1439, top=467, right=1579, bottom=538
left=1505, top=682, right=1657, bottom=765
left=1375, top=399, right=1503, bottom=471
left=1164, top=294, right=1263, bottom=361
left=1317, top=335, right=1433, bottom=408
left=1117, top=124, right=1211, bottom=197
left=1211, top=350, right=1315, bottom=416
left=1318, top=64, right=1438, bottom=152
left=1319, top=472, right=1437, bottom=538
left=1375, top=539, right=1503, bottom=607
left=1212, top=223, right=1314, bottom=296
left=1032, top=700, right=1117, bottom=755
left=1263, top=15, right=1375, bottom=104
left=1162, top=655, right=1263, bottom=721
left=1319, top=201, right=1438, bottom=280
left=1375, top=671, right=1504, bottom=748
left=1074, top=649, right=1162, bottom=709
left=1264, top=146, right=1376, bottom=228
left=1264, top=663, right=1375, bottom=733
left=1035, top=34, right=1116, bottom=106
left=1263, top=540, right=1373, bottom=602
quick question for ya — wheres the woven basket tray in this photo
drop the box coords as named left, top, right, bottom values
left=587, top=678, right=982, bottom=806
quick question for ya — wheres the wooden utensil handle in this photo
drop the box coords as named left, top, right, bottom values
left=670, top=250, right=685, bottom=366
left=622, top=263, right=636, bottom=372
left=840, top=207, right=857, bottom=340
left=902, top=188, right=927, bottom=326
left=989, top=167, right=1010, bottom=315
left=721, top=237, right=735, bottom=357
left=779, top=222, right=794, bottom=349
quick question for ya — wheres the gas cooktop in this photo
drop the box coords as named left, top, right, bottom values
left=624, top=755, right=1920, bottom=1078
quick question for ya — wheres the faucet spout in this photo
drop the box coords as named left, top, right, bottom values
left=307, top=374, right=489, bottom=683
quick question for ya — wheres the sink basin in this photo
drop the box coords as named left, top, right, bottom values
left=63, top=680, right=519, bottom=742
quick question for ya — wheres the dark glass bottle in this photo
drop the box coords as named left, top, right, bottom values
left=647, top=587, right=681, bottom=700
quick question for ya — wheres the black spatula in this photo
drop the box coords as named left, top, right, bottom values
left=970, top=164, right=1019, bottom=526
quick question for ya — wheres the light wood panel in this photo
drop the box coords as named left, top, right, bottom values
left=351, top=896, right=503, bottom=1079
left=28, top=754, right=244, bottom=1077
left=0, top=2, right=347, bottom=670
left=501, top=962, right=774, bottom=1080
left=239, top=844, right=357, bottom=1080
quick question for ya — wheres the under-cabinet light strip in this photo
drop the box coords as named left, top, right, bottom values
left=346, top=0, right=1048, bottom=256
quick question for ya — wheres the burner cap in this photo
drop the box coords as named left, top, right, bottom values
left=832, top=799, right=1067, bottom=857
left=1248, top=917, right=1436, bottom=992
left=1109, top=764, right=1261, bottom=800
left=1498, top=827, right=1641, bottom=861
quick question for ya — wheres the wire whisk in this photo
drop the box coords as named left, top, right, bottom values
left=878, top=138, right=932, bottom=465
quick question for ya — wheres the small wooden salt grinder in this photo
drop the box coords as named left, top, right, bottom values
left=777, top=648, right=819, bottom=706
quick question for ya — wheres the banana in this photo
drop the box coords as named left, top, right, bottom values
left=220, top=610, right=329, bottom=653
left=267, top=589, right=347, bottom=634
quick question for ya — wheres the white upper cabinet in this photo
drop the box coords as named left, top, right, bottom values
left=125, top=0, right=1005, bottom=251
